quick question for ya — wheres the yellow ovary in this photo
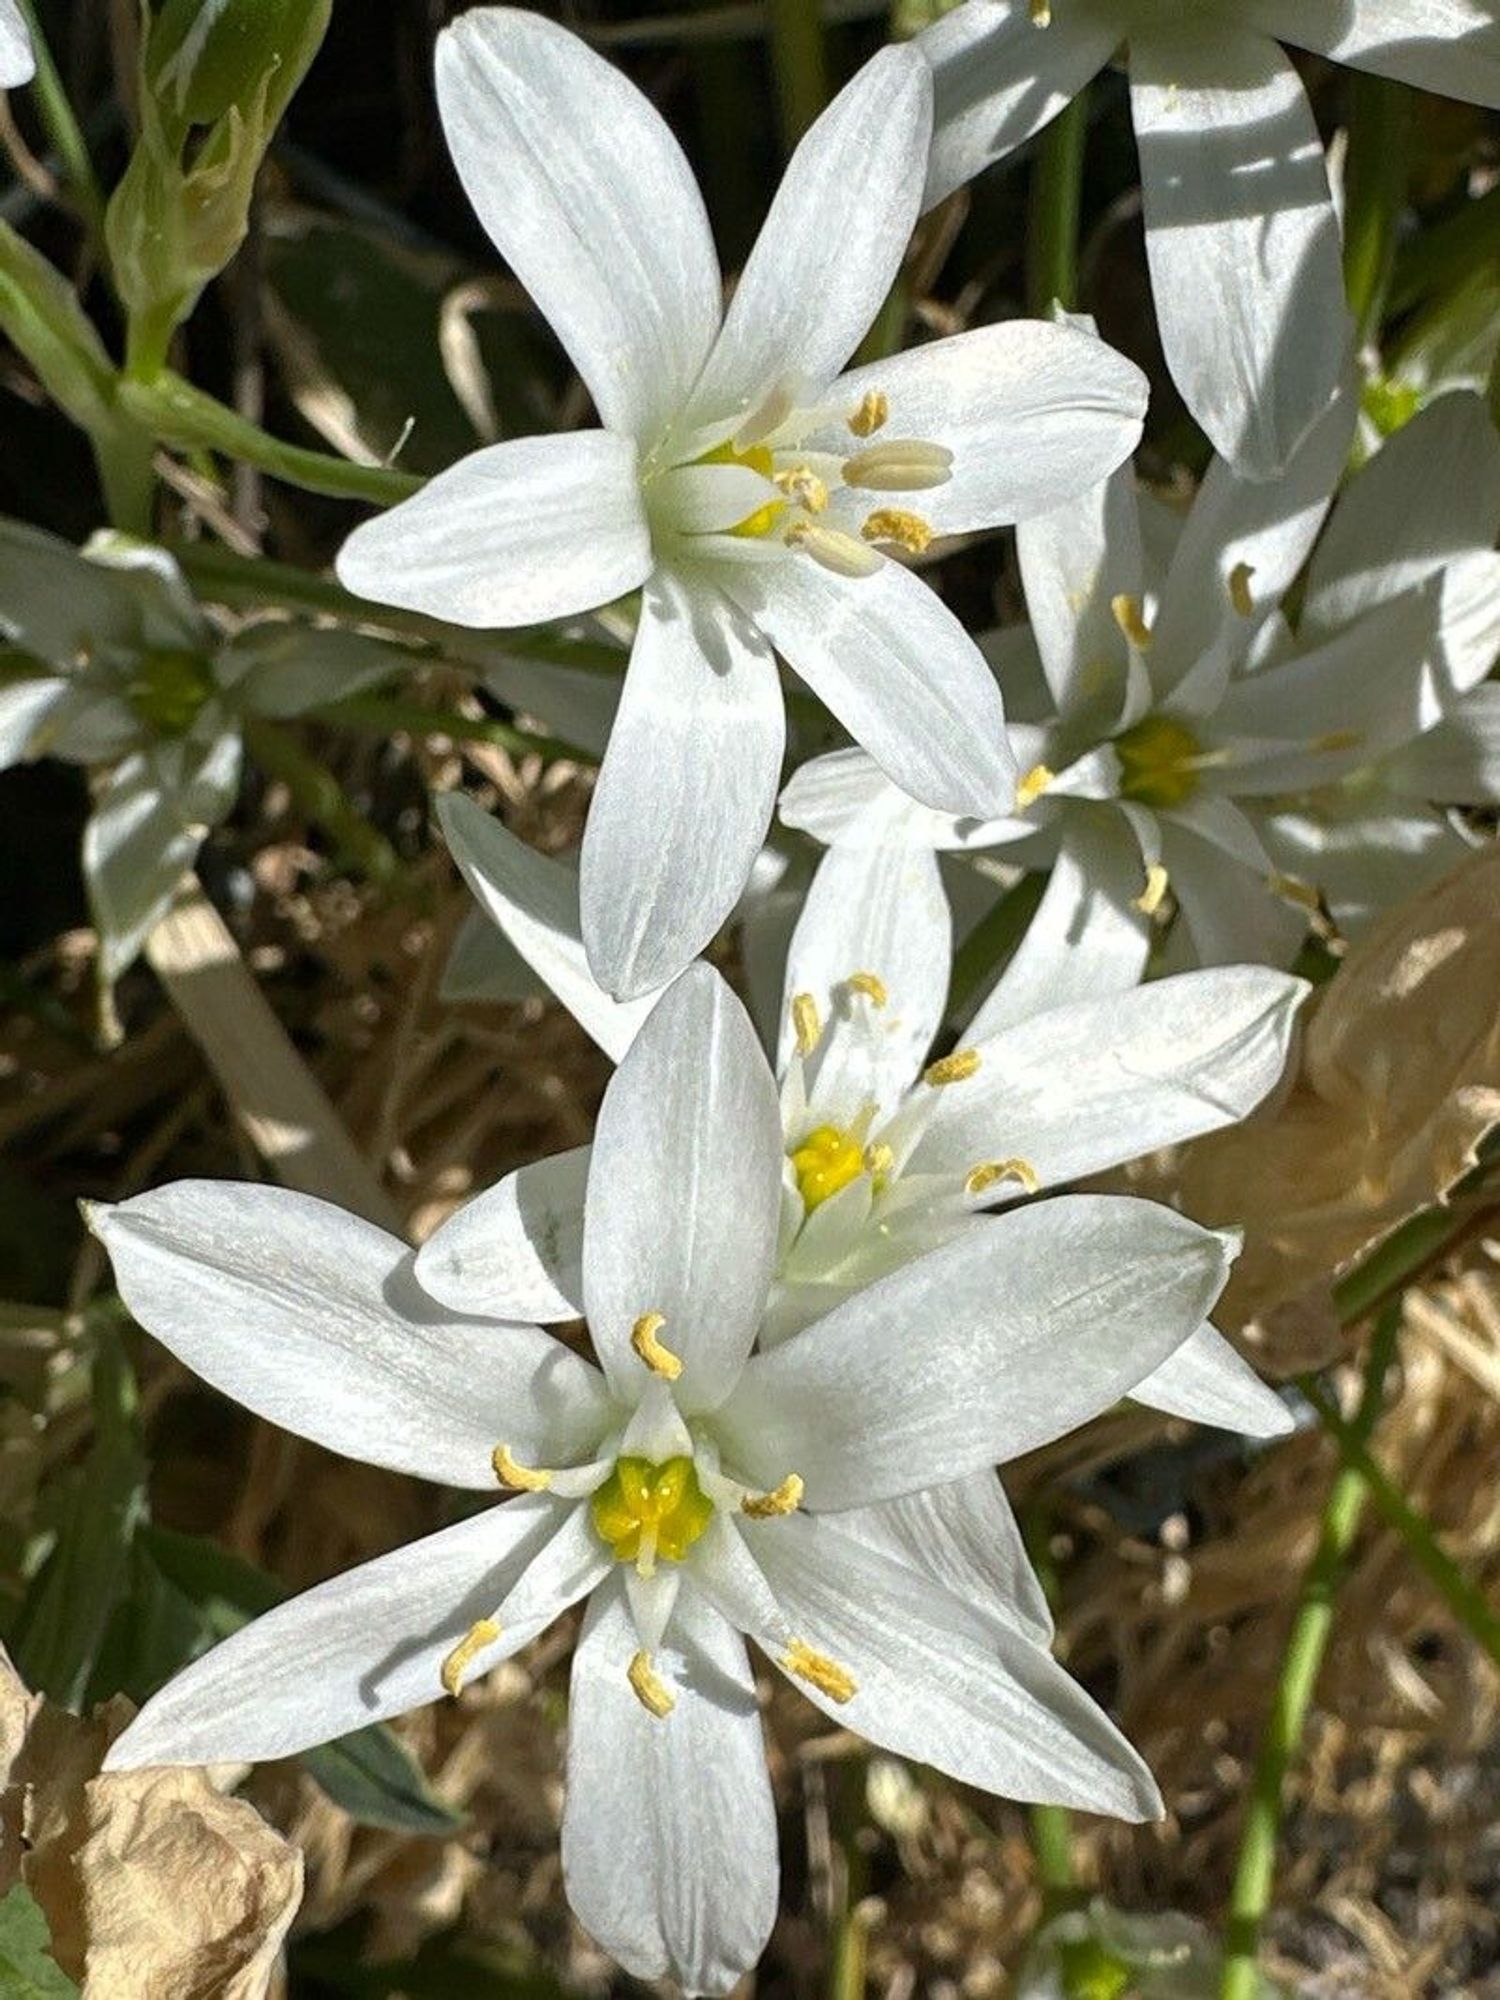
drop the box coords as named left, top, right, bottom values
left=790, top=1124, right=868, bottom=1211
left=1113, top=713, right=1202, bottom=811
left=699, top=436, right=787, bottom=539
left=590, top=1456, right=715, bottom=1573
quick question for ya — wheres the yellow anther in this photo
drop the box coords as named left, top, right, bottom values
left=631, top=1311, right=683, bottom=1381
left=861, top=507, right=934, bottom=556
left=1268, top=870, right=1323, bottom=913
left=1134, top=864, right=1171, bottom=917
left=845, top=970, right=888, bottom=1006
left=491, top=1444, right=552, bottom=1492
left=863, top=1140, right=895, bottom=1183
left=786, top=518, right=884, bottom=578
left=440, top=1617, right=502, bottom=1699
left=627, top=1649, right=676, bottom=1719
left=1111, top=593, right=1154, bottom=650
left=1029, top=0, right=1052, bottom=22
left=924, top=1048, right=981, bottom=1087
left=965, top=1157, right=1040, bottom=1197
left=841, top=440, right=953, bottom=491
left=1227, top=561, right=1256, bottom=617
left=849, top=389, right=889, bottom=437
left=792, top=991, right=822, bottom=1056
left=782, top=1640, right=857, bottom=1704
left=790, top=1124, right=867, bottom=1211
left=742, top=1473, right=804, bottom=1519
left=775, top=465, right=829, bottom=513
left=1311, top=729, right=1362, bottom=754
left=1016, top=763, right=1055, bottom=809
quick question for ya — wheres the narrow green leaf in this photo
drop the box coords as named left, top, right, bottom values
left=0, top=1885, right=81, bottom=1999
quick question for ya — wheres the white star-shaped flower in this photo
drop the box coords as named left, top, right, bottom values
left=919, top=0, right=1500, bottom=478
left=781, top=387, right=1500, bottom=971
left=334, top=6, right=1149, bottom=1002
left=92, top=964, right=1235, bottom=1996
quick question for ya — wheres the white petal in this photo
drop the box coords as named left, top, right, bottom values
left=1302, top=390, right=1500, bottom=637
left=0, top=677, right=67, bottom=770
left=917, top=965, right=1306, bottom=1188
left=1132, top=1322, right=1292, bottom=1437
left=721, top=547, right=1015, bottom=818
left=0, top=0, right=34, bottom=87
left=225, top=625, right=401, bottom=719
left=1384, top=684, right=1500, bottom=803
left=919, top=1, right=1117, bottom=210
left=89, top=1183, right=610, bottom=1487
left=335, top=432, right=652, bottom=629
left=106, top=1495, right=564, bottom=1767
left=1241, top=0, right=1500, bottom=107
left=416, top=1147, right=589, bottom=1324
left=1158, top=825, right=1305, bottom=969
left=580, top=573, right=784, bottom=1001
left=1131, top=26, right=1351, bottom=481
left=839, top=1471, right=1053, bottom=1645
left=1258, top=799, right=1470, bottom=934
left=438, top=793, right=654, bottom=1061
left=0, top=518, right=145, bottom=668
left=435, top=8, right=720, bottom=441
left=687, top=47, right=930, bottom=426
left=778, top=840, right=950, bottom=1113
left=779, top=747, right=1026, bottom=853
left=582, top=964, right=783, bottom=1412
left=744, top=1514, right=1160, bottom=1819
left=962, top=813, right=1150, bottom=1041
left=562, top=1580, right=777, bottom=1997
left=1017, top=458, right=1142, bottom=724
left=717, top=1197, right=1236, bottom=1507
left=829, top=321, right=1147, bottom=536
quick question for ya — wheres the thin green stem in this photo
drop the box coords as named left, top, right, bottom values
left=1029, top=1802, right=1075, bottom=1899
left=242, top=718, right=401, bottom=887
left=313, top=693, right=595, bottom=769
left=1026, top=91, right=1089, bottom=316
left=1341, top=72, right=1412, bottom=349
left=767, top=0, right=828, bottom=155
left=119, top=372, right=423, bottom=506
left=1218, top=1308, right=1400, bottom=2000
left=14, top=0, right=104, bottom=235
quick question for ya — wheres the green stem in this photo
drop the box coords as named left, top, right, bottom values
left=95, top=421, right=159, bottom=537
left=312, top=693, right=595, bottom=769
left=1299, top=1375, right=1500, bottom=1671
left=1218, top=1307, right=1400, bottom=2000
left=767, top=0, right=828, bottom=155
left=242, top=718, right=401, bottom=886
left=1029, top=1802, right=1075, bottom=1900
left=13, top=0, right=104, bottom=235
left=1026, top=92, right=1089, bottom=316
left=118, top=371, right=423, bottom=506
left=1341, top=72, right=1412, bottom=349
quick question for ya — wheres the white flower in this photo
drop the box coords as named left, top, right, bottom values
left=90, top=964, right=1234, bottom=1994
left=425, top=788, right=1299, bottom=1439
left=919, top=0, right=1500, bottom=478
left=781, top=387, right=1500, bottom=970
left=334, top=6, right=1149, bottom=1002
left=0, top=525, right=400, bottom=978
left=0, top=0, right=32, bottom=88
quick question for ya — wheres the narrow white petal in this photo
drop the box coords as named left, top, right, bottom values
left=435, top=8, right=721, bottom=440
left=721, top=548, right=1015, bottom=818
left=438, top=793, right=655, bottom=1062
left=562, top=1581, right=777, bottom=1997
left=779, top=747, right=1026, bottom=853
left=1240, top=0, right=1500, bottom=108
left=0, top=678, right=68, bottom=771
left=1258, top=800, right=1470, bottom=935
left=829, top=321, right=1147, bottom=536
left=1158, top=824, right=1305, bottom=969
left=580, top=573, right=784, bottom=1001
left=335, top=432, right=652, bottom=629
left=1133, top=1322, right=1292, bottom=1437
left=90, top=1183, right=610, bottom=1488
left=416, top=1147, right=590, bottom=1324
left=919, top=2, right=1117, bottom=210
left=105, top=1495, right=563, bottom=1767
left=745, top=1515, right=1160, bottom=1819
left=0, top=518, right=144, bottom=668
left=225, top=625, right=402, bottom=719
left=1131, top=26, right=1351, bottom=481
left=582, top=965, right=783, bottom=1412
left=1017, top=458, right=1142, bottom=724
left=717, top=1197, right=1236, bottom=1507
left=1384, top=684, right=1500, bottom=804
left=687, top=46, right=930, bottom=426
left=0, top=0, right=34, bottom=87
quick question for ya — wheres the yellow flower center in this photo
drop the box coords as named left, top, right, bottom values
left=698, top=437, right=787, bottom=539
left=1114, top=713, right=1202, bottom=811
left=590, top=1456, right=714, bottom=1570
left=126, top=647, right=215, bottom=735
left=789, top=1124, right=868, bottom=1211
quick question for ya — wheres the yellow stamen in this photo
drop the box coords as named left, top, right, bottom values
left=1227, top=561, right=1256, bottom=617
left=742, top=1473, right=804, bottom=1519
left=845, top=970, right=888, bottom=1006
left=849, top=389, right=889, bottom=437
left=786, top=519, right=883, bottom=578
left=1016, top=763, right=1055, bottom=809
left=627, top=1649, right=676, bottom=1719
left=863, top=1140, right=895, bottom=1183
left=790, top=1124, right=867, bottom=1211
left=965, top=1157, right=1040, bottom=1197
left=924, top=1048, right=981, bottom=1087
left=1111, top=593, right=1153, bottom=650
left=1268, top=870, right=1323, bottom=913
left=861, top=507, right=934, bottom=556
left=792, top=991, right=822, bottom=1056
left=841, top=440, right=953, bottom=491
left=491, top=1444, right=552, bottom=1492
left=440, top=1617, right=501, bottom=1699
left=631, top=1311, right=683, bottom=1381
left=776, top=465, right=829, bottom=513
left=1311, top=729, right=1362, bottom=754
left=782, top=1640, right=857, bottom=1704
left=1029, top=0, right=1052, bottom=22
left=1134, top=863, right=1171, bottom=917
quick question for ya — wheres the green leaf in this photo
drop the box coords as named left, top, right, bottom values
left=0, top=1885, right=81, bottom=1999
left=0, top=222, right=119, bottom=436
